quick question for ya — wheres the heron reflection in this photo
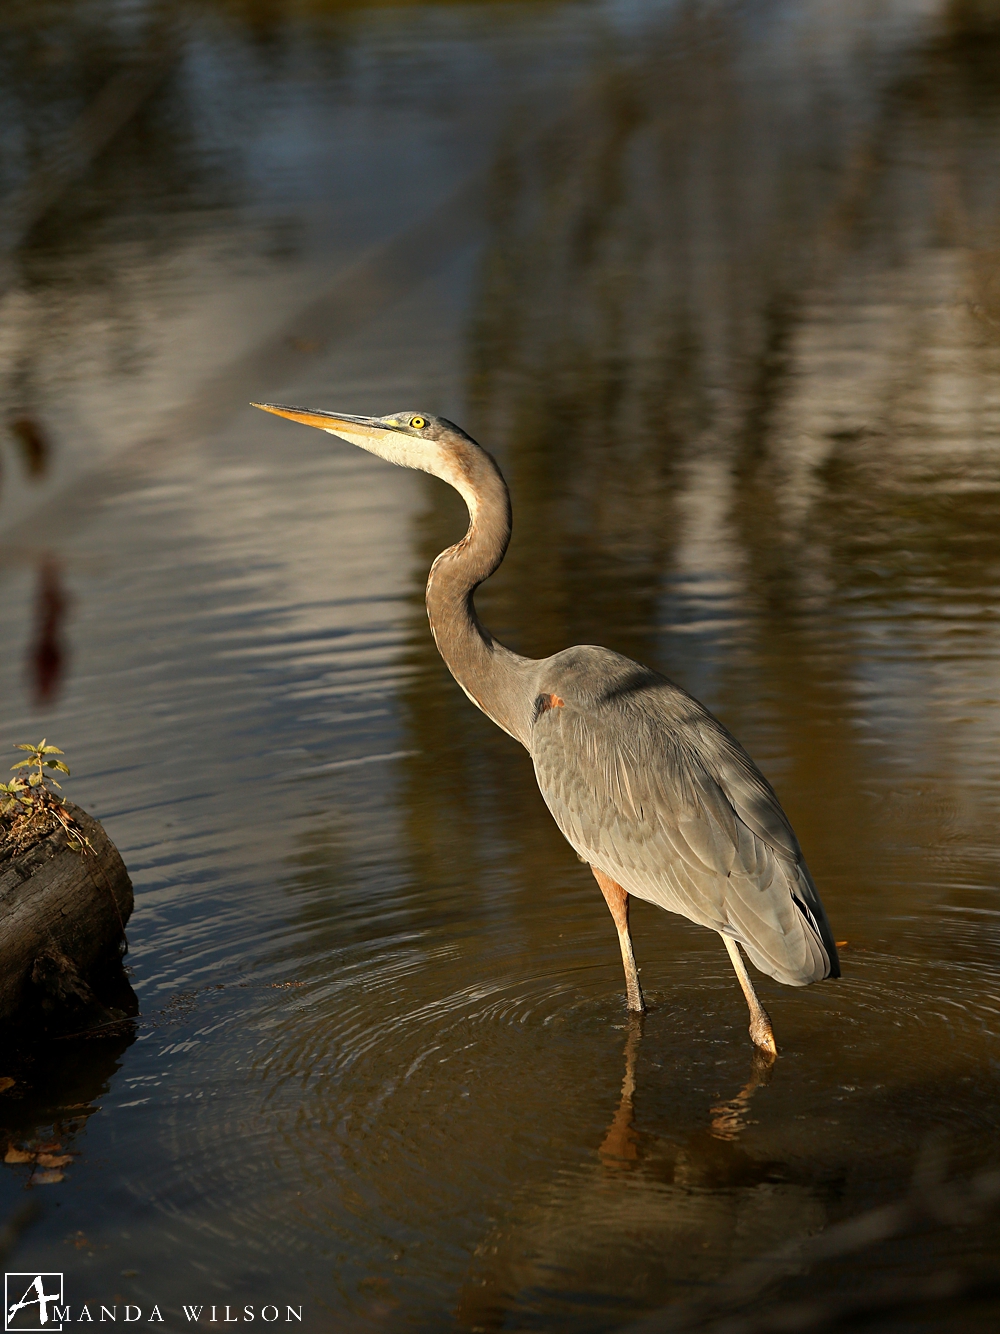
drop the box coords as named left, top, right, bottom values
left=454, top=1021, right=822, bottom=1331
left=599, top=1018, right=776, bottom=1171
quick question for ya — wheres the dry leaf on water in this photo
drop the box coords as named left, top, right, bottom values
left=5, top=1146, right=33, bottom=1164
left=0, top=1078, right=14, bottom=1092
left=33, top=1170, right=64, bottom=1184
left=37, top=1154, right=72, bottom=1168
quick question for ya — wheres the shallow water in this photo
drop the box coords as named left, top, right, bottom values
left=1, top=0, right=1000, bottom=1329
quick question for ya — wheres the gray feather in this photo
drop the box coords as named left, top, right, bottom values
left=529, top=646, right=840, bottom=986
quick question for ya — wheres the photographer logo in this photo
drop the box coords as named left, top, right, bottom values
left=5, top=1275, right=65, bottom=1332
left=4, top=1277, right=300, bottom=1327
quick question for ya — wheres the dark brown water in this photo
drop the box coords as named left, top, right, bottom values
left=1, top=0, right=1000, bottom=1329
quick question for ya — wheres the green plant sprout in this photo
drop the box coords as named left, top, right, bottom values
left=0, top=740, right=91, bottom=855
left=11, top=739, right=71, bottom=788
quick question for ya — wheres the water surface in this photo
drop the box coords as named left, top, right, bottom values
left=1, top=1, right=1000, bottom=1329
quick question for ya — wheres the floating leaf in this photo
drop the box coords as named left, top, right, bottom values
left=37, top=1154, right=72, bottom=1168
left=33, top=1170, right=64, bottom=1185
left=5, top=1146, right=33, bottom=1164
left=0, top=1078, right=14, bottom=1093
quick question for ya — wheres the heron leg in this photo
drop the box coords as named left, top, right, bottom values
left=591, top=867, right=645, bottom=1013
left=720, top=934, right=777, bottom=1057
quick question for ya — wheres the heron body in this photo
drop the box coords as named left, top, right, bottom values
left=252, top=403, right=840, bottom=1054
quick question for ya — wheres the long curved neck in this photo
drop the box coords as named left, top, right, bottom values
left=424, top=438, right=534, bottom=747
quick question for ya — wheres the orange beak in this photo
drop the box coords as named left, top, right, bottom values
left=250, top=402, right=391, bottom=438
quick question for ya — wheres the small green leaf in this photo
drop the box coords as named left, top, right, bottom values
left=45, top=761, right=70, bottom=774
left=10, top=759, right=31, bottom=770
left=48, top=779, right=62, bottom=789
left=41, top=746, right=63, bottom=755
left=13, top=745, right=36, bottom=753
left=28, top=773, right=42, bottom=787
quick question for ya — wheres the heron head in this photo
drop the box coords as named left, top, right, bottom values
left=250, top=402, right=467, bottom=473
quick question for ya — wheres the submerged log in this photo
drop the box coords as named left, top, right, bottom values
left=0, top=803, right=136, bottom=1034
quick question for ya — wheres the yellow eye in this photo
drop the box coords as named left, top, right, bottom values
left=410, top=416, right=426, bottom=430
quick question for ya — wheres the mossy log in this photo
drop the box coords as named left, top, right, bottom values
left=0, top=803, right=136, bottom=1035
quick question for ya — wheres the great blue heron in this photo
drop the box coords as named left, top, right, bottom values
left=252, top=404, right=840, bottom=1054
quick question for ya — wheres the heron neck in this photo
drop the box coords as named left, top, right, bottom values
left=424, top=441, right=534, bottom=748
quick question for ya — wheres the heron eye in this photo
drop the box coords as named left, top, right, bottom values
left=410, top=416, right=426, bottom=430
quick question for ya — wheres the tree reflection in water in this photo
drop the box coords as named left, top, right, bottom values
left=2, top=0, right=1000, bottom=1324
left=390, top=2, right=1000, bottom=1325
left=28, top=557, right=68, bottom=707
left=0, top=1027, right=136, bottom=1191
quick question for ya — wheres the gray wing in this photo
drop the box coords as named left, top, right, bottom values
left=530, top=651, right=839, bottom=986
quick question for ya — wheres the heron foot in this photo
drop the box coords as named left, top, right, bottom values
left=620, top=931, right=645, bottom=1012
left=749, top=1012, right=777, bottom=1058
